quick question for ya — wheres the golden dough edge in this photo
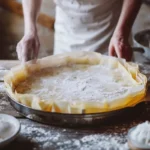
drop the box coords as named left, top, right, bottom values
left=4, top=51, right=147, bottom=114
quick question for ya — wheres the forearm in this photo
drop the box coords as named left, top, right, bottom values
left=114, top=0, right=142, bottom=38
left=23, top=0, right=42, bottom=34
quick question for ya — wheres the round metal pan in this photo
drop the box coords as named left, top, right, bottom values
left=7, top=94, right=146, bottom=127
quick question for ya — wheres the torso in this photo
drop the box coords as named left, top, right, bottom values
left=54, top=0, right=123, bottom=54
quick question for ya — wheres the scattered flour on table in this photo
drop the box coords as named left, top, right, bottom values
left=0, top=70, right=9, bottom=81
left=138, top=63, right=150, bottom=82
left=20, top=124, right=129, bottom=150
left=0, top=91, right=9, bottom=111
left=0, top=83, right=5, bottom=92
left=0, top=100, right=9, bottom=105
left=138, top=63, right=150, bottom=75
left=0, top=106, right=4, bottom=112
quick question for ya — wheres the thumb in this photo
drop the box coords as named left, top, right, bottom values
left=109, top=44, right=115, bottom=56
left=16, top=44, right=22, bottom=61
left=22, top=44, right=29, bottom=63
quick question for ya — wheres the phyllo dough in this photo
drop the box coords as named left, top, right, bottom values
left=4, top=51, right=147, bottom=114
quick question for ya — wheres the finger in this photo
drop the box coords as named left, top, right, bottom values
left=109, top=44, right=115, bottom=56
left=114, top=43, right=123, bottom=58
left=35, top=41, right=40, bottom=59
left=22, top=44, right=30, bottom=63
left=16, top=44, right=22, bottom=61
left=32, top=40, right=40, bottom=61
left=30, top=42, right=36, bottom=61
left=125, top=46, right=133, bottom=61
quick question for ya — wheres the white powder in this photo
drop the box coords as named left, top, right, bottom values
left=20, top=124, right=129, bottom=150
left=79, top=135, right=129, bottom=150
left=0, top=101, right=9, bottom=105
left=0, top=119, right=14, bottom=140
left=22, top=64, right=137, bottom=103
left=130, top=121, right=150, bottom=146
left=0, top=106, right=4, bottom=111
left=0, top=83, right=5, bottom=92
left=56, top=134, right=129, bottom=150
left=20, top=125, right=61, bottom=143
left=0, top=92, right=9, bottom=111
left=138, top=63, right=150, bottom=75
left=138, top=63, right=150, bottom=82
left=0, top=70, right=9, bottom=81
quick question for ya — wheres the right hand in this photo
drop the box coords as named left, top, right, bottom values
left=16, top=33, right=40, bottom=63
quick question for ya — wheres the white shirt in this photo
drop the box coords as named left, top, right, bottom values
left=54, top=0, right=123, bottom=54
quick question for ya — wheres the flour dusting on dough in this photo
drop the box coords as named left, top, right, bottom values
left=16, top=64, right=141, bottom=103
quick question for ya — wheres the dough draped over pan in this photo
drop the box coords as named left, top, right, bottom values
left=4, top=52, right=147, bottom=114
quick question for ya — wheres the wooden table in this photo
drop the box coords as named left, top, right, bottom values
left=0, top=52, right=150, bottom=150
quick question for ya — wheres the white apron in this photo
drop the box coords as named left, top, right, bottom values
left=54, top=0, right=123, bottom=54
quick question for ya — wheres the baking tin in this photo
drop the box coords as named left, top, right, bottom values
left=7, top=93, right=146, bottom=127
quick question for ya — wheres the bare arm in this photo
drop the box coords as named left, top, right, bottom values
left=17, top=0, right=42, bottom=62
left=114, top=0, right=141, bottom=39
left=109, top=0, right=142, bottom=61
left=23, top=0, right=42, bottom=34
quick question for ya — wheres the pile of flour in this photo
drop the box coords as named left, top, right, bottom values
left=0, top=119, right=14, bottom=141
left=130, top=121, right=150, bottom=146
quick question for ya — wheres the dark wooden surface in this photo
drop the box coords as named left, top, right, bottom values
left=0, top=52, right=150, bottom=150
left=1, top=90, right=150, bottom=150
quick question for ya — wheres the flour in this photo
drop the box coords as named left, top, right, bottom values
left=56, top=134, right=129, bottom=150
left=0, top=83, right=5, bottom=92
left=138, top=63, right=150, bottom=82
left=0, top=101, right=9, bottom=105
left=20, top=124, right=129, bottom=150
left=0, top=69, right=9, bottom=81
left=0, top=106, right=4, bottom=111
left=0, top=119, right=14, bottom=140
left=20, top=125, right=60, bottom=142
left=130, top=121, right=150, bottom=146
left=79, top=135, right=129, bottom=150
left=0, top=92, right=9, bottom=111
left=19, top=64, right=138, bottom=104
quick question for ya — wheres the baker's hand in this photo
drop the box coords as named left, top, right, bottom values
left=16, top=33, right=40, bottom=63
left=108, top=35, right=132, bottom=61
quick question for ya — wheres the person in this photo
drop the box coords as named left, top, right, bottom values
left=17, top=0, right=142, bottom=62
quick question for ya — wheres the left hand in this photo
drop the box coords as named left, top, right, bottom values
left=16, top=32, right=40, bottom=63
left=108, top=34, right=132, bottom=61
